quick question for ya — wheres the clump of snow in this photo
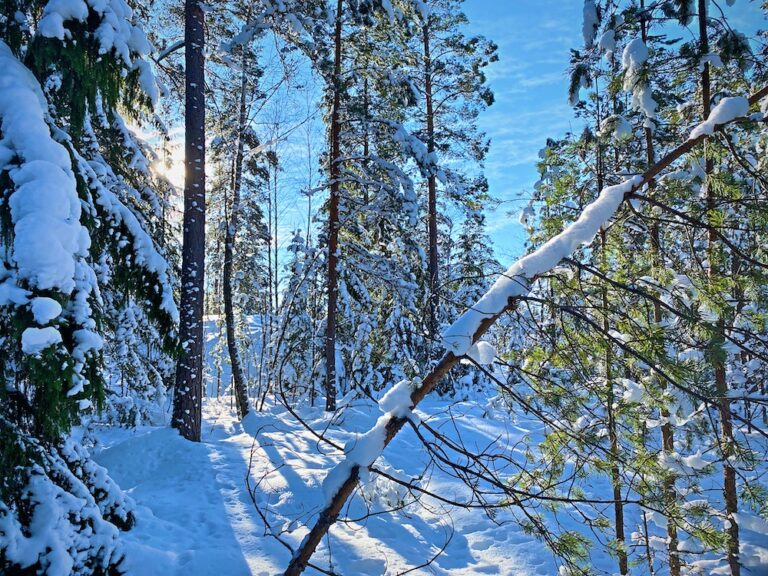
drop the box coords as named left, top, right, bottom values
left=582, top=0, right=598, bottom=48
left=599, top=115, right=632, bottom=140
left=466, top=341, right=496, bottom=365
left=689, top=96, right=749, bottom=139
left=0, top=41, right=90, bottom=295
left=379, top=379, right=414, bottom=418
left=413, top=0, right=430, bottom=20
left=518, top=202, right=535, bottom=227
left=30, top=297, right=62, bottom=325
left=622, top=38, right=657, bottom=124
left=620, top=378, right=644, bottom=403
left=21, top=326, right=63, bottom=354
left=598, top=29, right=616, bottom=59
left=37, top=0, right=89, bottom=39
left=0, top=278, right=30, bottom=306
left=443, top=175, right=643, bottom=356
left=698, top=52, right=723, bottom=72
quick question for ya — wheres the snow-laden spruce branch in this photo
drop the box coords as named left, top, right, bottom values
left=282, top=85, right=768, bottom=576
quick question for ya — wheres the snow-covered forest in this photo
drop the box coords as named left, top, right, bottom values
left=1, top=0, right=768, bottom=574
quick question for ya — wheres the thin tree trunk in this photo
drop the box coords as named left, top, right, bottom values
left=223, top=53, right=250, bottom=419
left=596, top=85, right=627, bottom=570
left=324, top=0, right=343, bottom=412
left=698, top=2, right=740, bottom=573
left=172, top=0, right=206, bottom=442
left=423, top=17, right=439, bottom=339
left=601, top=232, right=627, bottom=575
left=274, top=162, right=279, bottom=313
left=638, top=4, right=681, bottom=571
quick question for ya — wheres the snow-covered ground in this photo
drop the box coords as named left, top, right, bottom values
left=84, top=319, right=768, bottom=575
left=91, top=396, right=561, bottom=575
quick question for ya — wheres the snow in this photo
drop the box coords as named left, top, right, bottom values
left=0, top=279, right=30, bottom=306
left=598, top=29, right=615, bottom=59
left=30, top=296, right=63, bottom=324
left=37, top=0, right=159, bottom=104
left=21, top=326, right=63, bottom=354
left=89, top=399, right=569, bottom=575
left=622, top=38, right=648, bottom=69
left=323, top=380, right=419, bottom=504
left=600, top=114, right=632, bottom=140
left=72, top=147, right=179, bottom=323
left=378, top=379, right=414, bottom=417
left=699, top=52, right=724, bottom=71
left=0, top=41, right=89, bottom=294
left=443, top=175, right=643, bottom=356
left=620, top=378, right=644, bottom=403
left=466, top=341, right=496, bottom=365
left=622, top=38, right=657, bottom=122
left=85, top=392, right=768, bottom=575
left=689, top=96, right=750, bottom=139
left=582, top=0, right=598, bottom=48
left=37, top=0, right=89, bottom=39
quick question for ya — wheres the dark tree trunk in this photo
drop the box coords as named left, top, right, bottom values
left=223, top=55, right=250, bottom=419
left=173, top=0, right=206, bottom=442
left=423, top=19, right=439, bottom=339
left=698, top=2, right=740, bottom=573
left=323, top=0, right=343, bottom=412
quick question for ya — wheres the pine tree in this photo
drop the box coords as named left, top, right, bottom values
left=172, top=0, right=206, bottom=442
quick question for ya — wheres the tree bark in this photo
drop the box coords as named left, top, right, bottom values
left=423, top=17, right=439, bottom=339
left=698, top=2, right=740, bottom=574
left=172, top=0, right=206, bottom=442
left=223, top=53, right=250, bottom=419
left=323, top=0, right=343, bottom=412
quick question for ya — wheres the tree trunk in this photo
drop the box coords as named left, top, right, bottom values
left=698, top=2, right=740, bottom=573
left=274, top=161, right=279, bottom=313
left=598, top=108, right=626, bottom=571
left=172, top=0, right=206, bottom=442
left=223, top=54, right=250, bottom=419
left=323, top=0, right=343, bottom=412
left=423, top=18, right=439, bottom=339
left=638, top=4, right=680, bottom=571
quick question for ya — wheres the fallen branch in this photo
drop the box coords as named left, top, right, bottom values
left=283, top=86, right=768, bottom=576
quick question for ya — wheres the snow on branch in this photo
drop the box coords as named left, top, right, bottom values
left=37, top=0, right=159, bottom=105
left=321, top=380, right=415, bottom=505
left=689, top=96, right=749, bottom=139
left=0, top=41, right=88, bottom=296
left=443, top=176, right=642, bottom=356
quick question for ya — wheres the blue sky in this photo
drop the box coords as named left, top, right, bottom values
left=152, top=1, right=764, bottom=275
left=462, top=0, right=584, bottom=262
left=461, top=0, right=764, bottom=263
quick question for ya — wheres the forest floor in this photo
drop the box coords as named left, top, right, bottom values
left=90, top=395, right=564, bottom=575
left=90, top=391, right=768, bottom=575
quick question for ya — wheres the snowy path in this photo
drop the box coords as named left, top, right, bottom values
left=91, top=399, right=553, bottom=575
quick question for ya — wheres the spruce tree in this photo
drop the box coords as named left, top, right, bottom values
left=0, top=0, right=177, bottom=572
